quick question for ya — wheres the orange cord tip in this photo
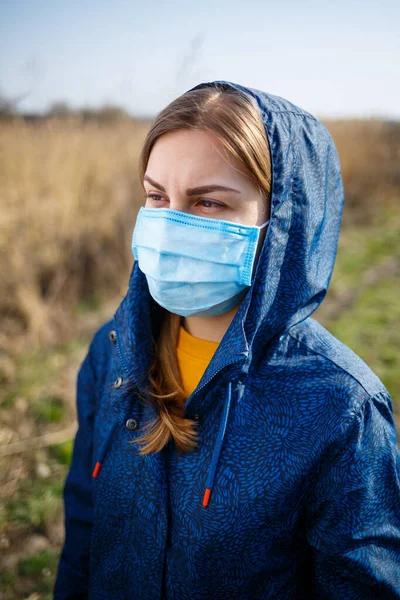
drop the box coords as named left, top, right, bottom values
left=92, top=462, right=101, bottom=478
left=202, top=488, right=211, bottom=507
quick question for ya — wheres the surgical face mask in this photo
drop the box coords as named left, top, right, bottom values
left=131, top=207, right=270, bottom=318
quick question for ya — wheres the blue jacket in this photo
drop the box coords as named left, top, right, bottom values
left=54, top=80, right=400, bottom=599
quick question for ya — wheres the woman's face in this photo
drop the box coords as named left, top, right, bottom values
left=143, top=129, right=270, bottom=227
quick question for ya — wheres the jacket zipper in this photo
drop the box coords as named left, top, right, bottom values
left=184, top=356, right=244, bottom=412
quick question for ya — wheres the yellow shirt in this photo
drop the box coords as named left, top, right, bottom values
left=176, top=325, right=219, bottom=397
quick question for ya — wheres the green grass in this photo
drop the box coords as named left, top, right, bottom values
left=17, top=548, right=59, bottom=577
left=332, top=219, right=400, bottom=293
left=4, top=477, right=64, bottom=530
left=0, top=549, right=59, bottom=599
left=328, top=277, right=400, bottom=404
left=50, top=440, right=74, bottom=466
left=0, top=336, right=87, bottom=415
left=33, top=395, right=66, bottom=423
left=0, top=569, right=16, bottom=587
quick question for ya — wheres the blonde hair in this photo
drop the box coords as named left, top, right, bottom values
left=132, top=82, right=272, bottom=456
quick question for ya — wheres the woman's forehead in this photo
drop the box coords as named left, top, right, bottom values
left=145, top=129, right=254, bottom=191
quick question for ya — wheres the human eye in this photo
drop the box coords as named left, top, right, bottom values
left=145, top=193, right=168, bottom=207
left=197, top=198, right=226, bottom=213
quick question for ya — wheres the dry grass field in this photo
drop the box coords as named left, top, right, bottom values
left=0, top=115, right=399, bottom=598
left=0, top=118, right=149, bottom=349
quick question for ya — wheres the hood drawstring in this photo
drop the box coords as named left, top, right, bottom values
left=92, top=382, right=237, bottom=509
left=202, top=381, right=233, bottom=508
left=92, top=419, right=119, bottom=478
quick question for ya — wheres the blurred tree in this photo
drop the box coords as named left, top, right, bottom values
left=80, top=104, right=132, bottom=124
left=0, top=89, right=28, bottom=118
left=48, top=101, right=74, bottom=118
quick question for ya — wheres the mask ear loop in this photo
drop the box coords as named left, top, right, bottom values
left=258, top=219, right=270, bottom=229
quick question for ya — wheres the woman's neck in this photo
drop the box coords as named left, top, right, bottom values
left=182, top=301, right=242, bottom=343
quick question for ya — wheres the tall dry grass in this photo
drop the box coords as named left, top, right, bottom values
left=1, top=119, right=149, bottom=351
left=325, top=119, right=400, bottom=226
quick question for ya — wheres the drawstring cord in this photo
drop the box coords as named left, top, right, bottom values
left=92, top=419, right=119, bottom=478
left=202, top=381, right=233, bottom=507
left=92, top=381, right=236, bottom=509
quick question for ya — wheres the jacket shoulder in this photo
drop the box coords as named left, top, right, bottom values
left=287, top=317, right=387, bottom=399
left=90, top=318, right=115, bottom=348
left=84, top=318, right=115, bottom=382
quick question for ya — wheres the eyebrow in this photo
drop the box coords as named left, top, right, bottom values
left=143, top=175, right=242, bottom=196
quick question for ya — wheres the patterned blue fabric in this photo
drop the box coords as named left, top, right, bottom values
left=54, top=80, right=400, bottom=599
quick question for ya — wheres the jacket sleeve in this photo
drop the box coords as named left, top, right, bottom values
left=306, top=390, right=400, bottom=599
left=53, top=340, right=98, bottom=600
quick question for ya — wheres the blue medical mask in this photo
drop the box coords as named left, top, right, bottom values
left=131, top=207, right=270, bottom=317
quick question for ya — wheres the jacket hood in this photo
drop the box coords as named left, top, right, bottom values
left=107, top=80, right=345, bottom=507
left=114, top=79, right=344, bottom=395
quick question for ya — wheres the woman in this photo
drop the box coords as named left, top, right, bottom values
left=54, top=80, right=400, bottom=599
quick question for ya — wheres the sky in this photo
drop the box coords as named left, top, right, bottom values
left=1, top=0, right=399, bottom=120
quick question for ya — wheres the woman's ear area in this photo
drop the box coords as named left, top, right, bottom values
left=252, top=191, right=271, bottom=271
left=259, top=186, right=272, bottom=225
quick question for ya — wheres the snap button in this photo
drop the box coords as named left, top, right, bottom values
left=125, top=418, right=138, bottom=431
left=114, top=377, right=123, bottom=389
left=108, top=329, right=117, bottom=344
left=194, top=413, right=199, bottom=421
